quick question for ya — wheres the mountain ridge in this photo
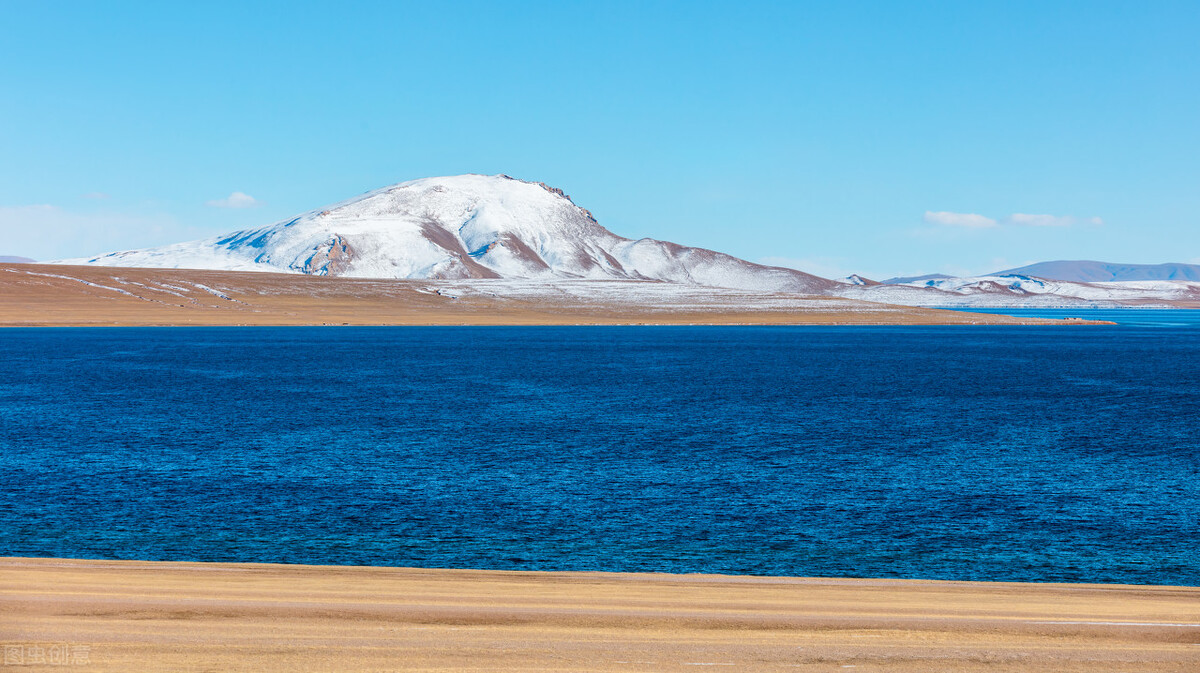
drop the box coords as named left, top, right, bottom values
left=994, top=260, right=1200, bottom=282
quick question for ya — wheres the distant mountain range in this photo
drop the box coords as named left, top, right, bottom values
left=837, top=274, right=1200, bottom=308
left=992, top=260, right=1200, bottom=282
left=46, top=174, right=1200, bottom=308
left=852, top=260, right=1200, bottom=307
left=881, top=262, right=1200, bottom=285
left=881, top=273, right=953, bottom=285
left=0, top=256, right=34, bottom=264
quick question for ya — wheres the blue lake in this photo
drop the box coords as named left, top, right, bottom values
left=1, top=323, right=1198, bottom=585
left=958, top=307, right=1200, bottom=328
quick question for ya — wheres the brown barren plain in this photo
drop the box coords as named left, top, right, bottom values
left=2, top=557, right=1198, bottom=672
left=0, top=264, right=1107, bottom=326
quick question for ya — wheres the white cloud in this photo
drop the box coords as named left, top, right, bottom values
left=206, top=191, right=259, bottom=208
left=923, top=211, right=998, bottom=229
left=80, top=192, right=110, bottom=200
left=1006, top=213, right=1101, bottom=227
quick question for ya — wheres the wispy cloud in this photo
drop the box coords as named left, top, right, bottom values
left=923, top=211, right=997, bottom=229
left=923, top=211, right=1102, bottom=230
left=206, top=191, right=259, bottom=208
left=1008, top=213, right=1102, bottom=227
left=80, top=192, right=110, bottom=200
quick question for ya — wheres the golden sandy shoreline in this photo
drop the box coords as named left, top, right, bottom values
left=0, top=264, right=1110, bottom=326
left=2, top=557, right=1197, bottom=672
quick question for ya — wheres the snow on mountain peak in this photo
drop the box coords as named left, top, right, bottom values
left=59, top=174, right=833, bottom=294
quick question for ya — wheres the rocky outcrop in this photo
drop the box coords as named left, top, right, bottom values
left=299, top=235, right=356, bottom=276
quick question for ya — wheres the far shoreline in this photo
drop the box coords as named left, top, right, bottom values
left=0, top=320, right=1117, bottom=328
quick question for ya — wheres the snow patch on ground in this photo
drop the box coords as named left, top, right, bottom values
left=16, top=270, right=141, bottom=298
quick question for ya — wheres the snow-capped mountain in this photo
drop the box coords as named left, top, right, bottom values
left=833, top=273, right=1200, bottom=307
left=60, top=174, right=833, bottom=294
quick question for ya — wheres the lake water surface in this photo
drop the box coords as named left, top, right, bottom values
left=959, top=307, right=1200, bottom=327
left=1, top=322, right=1198, bottom=585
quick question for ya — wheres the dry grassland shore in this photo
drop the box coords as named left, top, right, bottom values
left=1, top=557, right=1197, bottom=672
left=0, top=263, right=1111, bottom=326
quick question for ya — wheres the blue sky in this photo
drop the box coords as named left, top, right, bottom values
left=1, top=1, right=1197, bottom=278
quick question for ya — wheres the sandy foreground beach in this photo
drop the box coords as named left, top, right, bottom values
left=0, top=264, right=1103, bottom=326
left=2, top=557, right=1197, bottom=672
